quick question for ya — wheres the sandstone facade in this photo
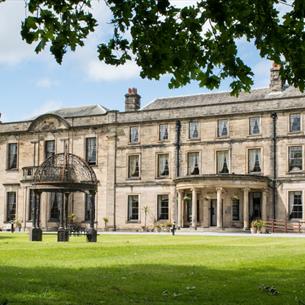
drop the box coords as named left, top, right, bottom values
left=1, top=67, right=305, bottom=231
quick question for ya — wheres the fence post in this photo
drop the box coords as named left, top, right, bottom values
left=272, top=219, right=275, bottom=233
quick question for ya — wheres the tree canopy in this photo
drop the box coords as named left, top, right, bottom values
left=1, top=0, right=305, bottom=95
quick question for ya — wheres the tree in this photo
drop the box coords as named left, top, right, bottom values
left=2, top=0, right=305, bottom=95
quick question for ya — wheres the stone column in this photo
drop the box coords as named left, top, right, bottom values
left=191, top=188, right=197, bottom=229
left=216, top=187, right=223, bottom=228
left=262, top=189, right=268, bottom=221
left=243, top=188, right=250, bottom=230
left=177, top=190, right=183, bottom=228
left=58, top=192, right=69, bottom=242
left=36, top=192, right=41, bottom=229
left=64, top=192, right=69, bottom=228
left=87, top=190, right=97, bottom=242
left=202, top=190, right=209, bottom=227
left=29, top=190, right=42, bottom=242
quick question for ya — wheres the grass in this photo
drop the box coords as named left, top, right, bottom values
left=0, top=233, right=305, bottom=305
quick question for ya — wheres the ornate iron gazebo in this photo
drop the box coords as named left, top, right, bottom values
left=30, top=153, right=98, bottom=242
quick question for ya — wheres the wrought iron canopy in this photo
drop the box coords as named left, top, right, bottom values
left=33, top=153, right=98, bottom=192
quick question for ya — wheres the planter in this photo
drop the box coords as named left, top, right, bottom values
left=250, top=227, right=257, bottom=234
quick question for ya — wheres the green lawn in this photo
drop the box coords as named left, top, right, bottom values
left=0, top=233, right=305, bottom=305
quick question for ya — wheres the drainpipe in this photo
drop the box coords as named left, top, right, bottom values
left=271, top=112, right=278, bottom=219
left=175, top=120, right=181, bottom=177
left=113, top=112, right=118, bottom=231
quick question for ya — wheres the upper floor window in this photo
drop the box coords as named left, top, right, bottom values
left=159, top=124, right=169, bottom=141
left=128, top=195, right=139, bottom=222
left=130, top=127, right=139, bottom=144
left=189, top=121, right=199, bottom=139
left=128, top=155, right=140, bottom=178
left=158, top=154, right=169, bottom=177
left=187, top=152, right=200, bottom=175
left=7, top=143, right=17, bottom=170
left=288, top=146, right=303, bottom=172
left=217, top=119, right=228, bottom=137
left=232, top=198, right=240, bottom=221
left=157, top=194, right=169, bottom=220
left=289, top=113, right=301, bottom=132
left=217, top=150, right=229, bottom=174
left=45, top=140, right=55, bottom=160
left=249, top=117, right=261, bottom=135
left=6, top=192, right=16, bottom=222
left=289, top=191, right=303, bottom=219
left=86, top=137, right=97, bottom=165
left=248, top=149, right=262, bottom=173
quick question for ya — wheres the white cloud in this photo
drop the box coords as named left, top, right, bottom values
left=253, top=60, right=270, bottom=88
left=87, top=60, right=141, bottom=81
left=36, top=78, right=59, bottom=89
left=0, top=1, right=35, bottom=65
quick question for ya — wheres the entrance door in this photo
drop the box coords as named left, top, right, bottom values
left=250, top=192, right=261, bottom=221
left=210, top=199, right=217, bottom=226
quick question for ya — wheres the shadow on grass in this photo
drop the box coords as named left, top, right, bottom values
left=0, top=264, right=304, bottom=305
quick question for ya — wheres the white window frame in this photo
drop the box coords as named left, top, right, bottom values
left=129, top=126, right=140, bottom=144
left=217, top=119, right=229, bottom=138
left=216, top=149, right=230, bottom=174
left=127, top=194, right=140, bottom=223
left=127, top=154, right=141, bottom=179
left=188, top=120, right=200, bottom=140
left=289, top=113, right=302, bottom=133
left=249, top=116, right=261, bottom=136
left=247, top=148, right=262, bottom=174
left=288, top=191, right=303, bottom=220
left=288, top=145, right=303, bottom=172
left=187, top=151, right=200, bottom=175
left=156, top=153, right=170, bottom=178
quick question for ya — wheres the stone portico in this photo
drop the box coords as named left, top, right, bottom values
left=175, top=175, right=269, bottom=229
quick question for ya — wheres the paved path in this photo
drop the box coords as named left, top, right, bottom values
left=98, top=231, right=305, bottom=238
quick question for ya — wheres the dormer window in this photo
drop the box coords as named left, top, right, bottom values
left=289, top=114, right=301, bottom=132
left=217, top=119, right=228, bottom=137
left=189, top=121, right=199, bottom=139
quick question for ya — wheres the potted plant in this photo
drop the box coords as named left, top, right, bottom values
left=103, top=217, right=109, bottom=231
left=251, top=219, right=265, bottom=234
left=14, top=219, right=22, bottom=232
left=255, top=219, right=264, bottom=234
left=250, top=220, right=257, bottom=234
left=68, top=213, right=76, bottom=224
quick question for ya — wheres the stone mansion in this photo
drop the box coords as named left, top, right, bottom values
left=1, top=63, right=305, bottom=231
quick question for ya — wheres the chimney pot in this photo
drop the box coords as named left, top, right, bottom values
left=125, top=88, right=141, bottom=112
left=270, top=62, right=283, bottom=91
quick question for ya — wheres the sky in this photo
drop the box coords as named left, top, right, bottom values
left=0, top=0, right=287, bottom=123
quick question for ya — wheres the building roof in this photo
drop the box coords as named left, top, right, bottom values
left=142, top=86, right=304, bottom=111
left=35, top=104, right=108, bottom=119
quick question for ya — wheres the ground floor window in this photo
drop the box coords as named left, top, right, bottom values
left=157, top=195, right=169, bottom=220
left=232, top=198, right=240, bottom=221
left=50, top=192, right=61, bottom=221
left=128, top=195, right=139, bottom=222
left=289, top=191, right=303, bottom=219
left=6, top=192, right=16, bottom=222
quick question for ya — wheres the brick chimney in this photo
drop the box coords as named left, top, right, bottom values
left=125, top=88, right=141, bottom=111
left=270, top=62, right=283, bottom=91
